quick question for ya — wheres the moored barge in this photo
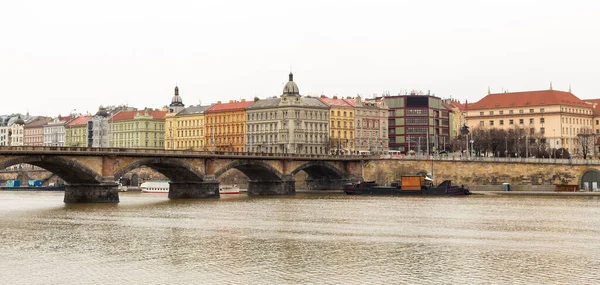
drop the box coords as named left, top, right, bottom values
left=344, top=176, right=470, bottom=196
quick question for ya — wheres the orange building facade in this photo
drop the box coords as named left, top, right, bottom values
left=204, top=100, right=253, bottom=152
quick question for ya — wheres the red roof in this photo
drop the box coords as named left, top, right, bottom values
left=468, top=90, right=589, bottom=110
left=110, top=110, right=167, bottom=121
left=66, top=115, right=91, bottom=126
left=448, top=100, right=467, bottom=111
left=205, top=101, right=253, bottom=113
left=584, top=99, right=600, bottom=115
left=319, top=96, right=353, bottom=108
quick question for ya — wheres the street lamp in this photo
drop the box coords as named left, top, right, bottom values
left=470, top=139, right=475, bottom=157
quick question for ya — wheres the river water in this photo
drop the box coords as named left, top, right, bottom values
left=0, top=191, right=599, bottom=284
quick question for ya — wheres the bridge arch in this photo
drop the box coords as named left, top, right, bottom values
left=114, top=158, right=204, bottom=182
left=214, top=160, right=284, bottom=181
left=290, top=161, right=346, bottom=180
left=0, top=155, right=103, bottom=184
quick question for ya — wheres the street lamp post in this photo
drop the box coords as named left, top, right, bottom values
left=470, top=139, right=475, bottom=157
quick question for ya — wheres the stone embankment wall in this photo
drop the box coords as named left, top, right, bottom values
left=363, top=160, right=589, bottom=191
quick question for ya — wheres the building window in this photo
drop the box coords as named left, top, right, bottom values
left=529, top=109, right=534, bottom=113
left=540, top=127, right=545, bottom=134
left=540, top=108, right=545, bottom=113
left=519, top=110, right=524, bottom=114
left=519, top=119, right=524, bottom=124
left=499, top=120, right=504, bottom=125
left=489, top=120, right=494, bottom=126
left=529, top=118, right=534, bottom=124
left=509, top=110, right=514, bottom=114
left=479, top=112, right=484, bottom=116
left=479, top=121, right=484, bottom=126
left=489, top=111, right=494, bottom=115
left=499, top=111, right=504, bottom=115
left=540, top=118, right=545, bottom=124
left=596, top=120, right=599, bottom=125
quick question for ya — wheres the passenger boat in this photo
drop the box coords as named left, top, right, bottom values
left=140, top=181, right=241, bottom=194
left=344, top=176, right=470, bottom=196
left=140, top=180, right=169, bottom=193
left=219, top=184, right=240, bottom=194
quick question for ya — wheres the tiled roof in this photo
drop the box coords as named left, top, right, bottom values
left=449, top=100, right=466, bottom=111
left=66, top=115, right=91, bottom=126
left=344, top=98, right=381, bottom=109
left=319, top=96, right=353, bottom=108
left=24, top=117, right=52, bottom=128
left=584, top=99, right=600, bottom=115
left=468, top=90, right=590, bottom=110
left=247, top=98, right=281, bottom=109
left=111, top=110, right=167, bottom=121
left=205, top=101, right=253, bottom=113
left=176, top=105, right=212, bottom=116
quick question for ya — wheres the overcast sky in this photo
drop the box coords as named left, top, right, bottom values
left=1, top=0, right=598, bottom=116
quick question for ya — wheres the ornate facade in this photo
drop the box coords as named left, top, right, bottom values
left=245, top=73, right=329, bottom=154
left=346, top=96, right=389, bottom=153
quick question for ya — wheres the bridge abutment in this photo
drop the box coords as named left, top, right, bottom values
left=64, top=183, right=120, bottom=203
left=168, top=179, right=220, bottom=199
left=247, top=176, right=295, bottom=195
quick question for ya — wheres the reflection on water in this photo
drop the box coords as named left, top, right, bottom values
left=0, top=191, right=599, bottom=284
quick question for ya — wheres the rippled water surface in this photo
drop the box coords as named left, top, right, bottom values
left=1, top=191, right=599, bottom=284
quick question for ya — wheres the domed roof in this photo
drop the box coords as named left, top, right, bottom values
left=282, top=72, right=299, bottom=96
left=170, top=85, right=184, bottom=107
left=13, top=116, right=25, bottom=125
left=95, top=107, right=109, bottom=117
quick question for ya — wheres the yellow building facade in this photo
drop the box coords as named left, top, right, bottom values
left=205, top=100, right=253, bottom=152
left=164, top=105, right=211, bottom=150
left=319, top=96, right=354, bottom=153
left=109, top=110, right=166, bottom=149
left=65, top=115, right=91, bottom=147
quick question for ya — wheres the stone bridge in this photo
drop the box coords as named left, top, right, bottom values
left=0, top=146, right=365, bottom=203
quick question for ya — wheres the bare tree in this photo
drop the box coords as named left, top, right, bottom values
left=576, top=127, right=596, bottom=159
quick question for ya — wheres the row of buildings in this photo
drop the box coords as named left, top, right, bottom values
left=2, top=73, right=598, bottom=156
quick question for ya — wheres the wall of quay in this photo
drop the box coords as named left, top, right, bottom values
left=363, top=159, right=593, bottom=191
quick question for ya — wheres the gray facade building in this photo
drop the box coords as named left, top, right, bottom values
left=246, top=73, right=330, bottom=154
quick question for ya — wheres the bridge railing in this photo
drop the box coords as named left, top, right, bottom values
left=379, top=154, right=600, bottom=165
left=0, top=146, right=374, bottom=160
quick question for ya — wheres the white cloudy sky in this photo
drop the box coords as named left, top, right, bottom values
left=1, top=0, right=598, bottom=116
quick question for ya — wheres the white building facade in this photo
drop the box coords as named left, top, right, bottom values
left=246, top=73, right=330, bottom=154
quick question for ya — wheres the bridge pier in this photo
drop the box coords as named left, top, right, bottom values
left=168, top=179, right=220, bottom=199
left=64, top=182, right=119, bottom=203
left=305, top=176, right=352, bottom=190
left=247, top=176, right=295, bottom=195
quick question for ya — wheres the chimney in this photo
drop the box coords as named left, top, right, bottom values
left=241, top=99, right=246, bottom=102
left=333, top=95, right=338, bottom=99
left=217, top=101, right=221, bottom=104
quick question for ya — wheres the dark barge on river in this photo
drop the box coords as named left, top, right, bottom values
left=344, top=176, right=470, bottom=196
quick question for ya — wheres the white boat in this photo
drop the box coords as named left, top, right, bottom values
left=140, top=180, right=169, bottom=193
left=140, top=180, right=240, bottom=194
left=219, top=184, right=240, bottom=194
